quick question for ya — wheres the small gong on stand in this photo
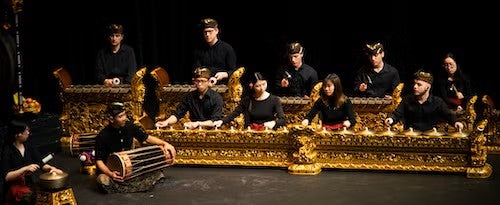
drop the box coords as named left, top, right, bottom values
left=36, top=171, right=77, bottom=205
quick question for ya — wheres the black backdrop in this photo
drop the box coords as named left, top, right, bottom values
left=1, top=0, right=497, bottom=122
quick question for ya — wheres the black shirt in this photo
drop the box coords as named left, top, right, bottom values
left=95, top=121, right=148, bottom=163
left=173, top=89, right=223, bottom=122
left=275, top=64, right=318, bottom=97
left=389, top=95, right=458, bottom=131
left=2, top=142, right=43, bottom=191
left=353, top=63, right=400, bottom=98
left=222, top=94, right=286, bottom=129
left=96, top=44, right=137, bottom=84
left=305, top=98, right=356, bottom=126
left=193, top=40, right=237, bottom=82
left=435, top=70, right=473, bottom=108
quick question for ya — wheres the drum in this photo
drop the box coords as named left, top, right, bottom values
left=106, top=145, right=173, bottom=180
left=70, top=133, right=97, bottom=155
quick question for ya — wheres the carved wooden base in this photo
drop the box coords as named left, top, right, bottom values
left=288, top=163, right=322, bottom=175
left=80, top=165, right=97, bottom=175
left=36, top=187, right=77, bottom=205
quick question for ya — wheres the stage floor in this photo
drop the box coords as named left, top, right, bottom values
left=47, top=151, right=500, bottom=205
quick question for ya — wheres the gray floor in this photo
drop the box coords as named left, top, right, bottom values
left=47, top=152, right=500, bottom=205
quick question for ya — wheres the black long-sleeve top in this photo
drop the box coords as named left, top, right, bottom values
left=353, top=63, right=400, bottom=98
left=275, top=64, right=318, bottom=97
left=388, top=95, right=458, bottom=131
left=95, top=121, right=148, bottom=163
left=173, top=89, right=223, bottom=122
left=305, top=98, right=356, bottom=126
left=435, top=69, right=473, bottom=108
left=222, top=94, right=286, bottom=129
left=193, top=40, right=237, bottom=81
left=2, top=142, right=43, bottom=192
left=96, top=44, right=137, bottom=84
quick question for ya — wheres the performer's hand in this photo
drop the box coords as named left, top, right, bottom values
left=213, top=120, right=223, bottom=128
left=301, top=119, right=309, bottom=126
left=384, top=95, right=393, bottom=99
left=24, top=164, right=40, bottom=173
left=359, top=83, right=368, bottom=92
left=214, top=72, right=228, bottom=80
left=456, top=92, right=464, bottom=99
left=163, top=143, right=176, bottom=161
left=281, top=78, right=289, bottom=87
left=455, top=121, right=464, bottom=132
left=456, top=105, right=464, bottom=112
left=110, top=171, right=124, bottom=182
left=343, top=120, right=351, bottom=128
left=263, top=121, right=276, bottom=129
left=155, top=120, right=169, bottom=128
left=384, top=118, right=394, bottom=126
left=184, top=121, right=199, bottom=129
left=104, top=79, right=113, bottom=87
left=49, top=167, right=63, bottom=175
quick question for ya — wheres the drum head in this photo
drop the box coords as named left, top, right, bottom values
left=106, top=153, right=125, bottom=177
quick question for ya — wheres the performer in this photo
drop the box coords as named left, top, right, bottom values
left=435, top=52, right=473, bottom=113
left=301, top=73, right=356, bottom=130
left=275, top=42, right=318, bottom=98
left=384, top=71, right=464, bottom=132
left=353, top=41, right=400, bottom=99
left=2, top=120, right=63, bottom=204
left=155, top=67, right=223, bottom=129
left=192, top=18, right=237, bottom=85
left=95, top=23, right=137, bottom=86
left=214, top=72, right=286, bottom=130
left=95, top=102, right=176, bottom=193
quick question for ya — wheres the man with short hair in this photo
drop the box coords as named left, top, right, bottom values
left=385, top=71, right=464, bottom=132
left=192, top=18, right=237, bottom=85
left=155, top=67, right=223, bottom=129
left=95, top=102, right=176, bottom=193
left=96, top=23, right=137, bottom=86
left=275, top=42, right=318, bottom=98
left=353, top=41, right=400, bottom=98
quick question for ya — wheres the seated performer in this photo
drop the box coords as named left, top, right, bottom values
left=353, top=41, right=400, bottom=98
left=155, top=67, right=223, bottom=129
left=275, top=41, right=318, bottom=98
left=95, top=102, right=176, bottom=193
left=95, top=23, right=137, bottom=86
left=384, top=71, right=464, bottom=132
left=301, top=73, right=356, bottom=130
left=192, top=18, right=237, bottom=85
left=435, top=52, right=473, bottom=113
left=214, top=72, right=286, bottom=130
left=2, top=120, right=63, bottom=204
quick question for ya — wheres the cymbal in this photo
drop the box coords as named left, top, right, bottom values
left=331, top=127, right=354, bottom=135
left=379, top=127, right=397, bottom=136
left=449, top=130, right=469, bottom=138
left=358, top=127, right=375, bottom=135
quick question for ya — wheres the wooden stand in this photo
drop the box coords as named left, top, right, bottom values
left=36, top=187, right=77, bottom=205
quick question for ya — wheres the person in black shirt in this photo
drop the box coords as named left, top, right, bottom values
left=155, top=67, right=223, bottom=129
left=192, top=18, right=237, bottom=85
left=2, top=120, right=63, bottom=204
left=435, top=52, right=473, bottom=113
left=384, top=71, right=464, bottom=132
left=353, top=41, right=400, bottom=98
left=302, top=73, right=356, bottom=130
left=96, top=23, right=137, bottom=86
left=275, top=42, right=318, bottom=98
left=214, top=72, right=285, bottom=130
left=95, top=102, right=176, bottom=193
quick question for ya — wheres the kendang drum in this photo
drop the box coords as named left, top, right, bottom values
left=70, top=133, right=97, bottom=155
left=106, top=145, right=173, bottom=180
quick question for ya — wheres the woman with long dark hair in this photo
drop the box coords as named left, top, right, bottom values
left=302, top=73, right=356, bottom=130
left=215, top=72, right=286, bottom=130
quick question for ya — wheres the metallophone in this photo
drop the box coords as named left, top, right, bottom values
left=56, top=66, right=494, bottom=178
left=53, top=67, right=146, bottom=135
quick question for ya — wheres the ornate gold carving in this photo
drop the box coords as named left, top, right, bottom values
left=54, top=68, right=145, bottom=135
left=36, top=187, right=77, bottom=205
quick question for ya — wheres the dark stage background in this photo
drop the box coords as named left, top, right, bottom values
left=0, top=0, right=497, bottom=124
